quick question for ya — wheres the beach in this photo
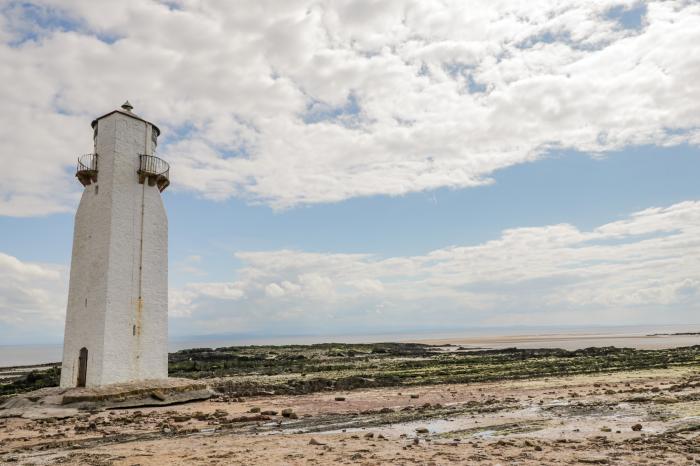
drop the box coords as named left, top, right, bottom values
left=2, top=366, right=699, bottom=465
left=414, top=331, right=700, bottom=351
left=2, top=340, right=700, bottom=464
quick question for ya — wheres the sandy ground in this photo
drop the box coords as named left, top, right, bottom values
left=1, top=367, right=699, bottom=465
left=412, top=332, right=700, bottom=351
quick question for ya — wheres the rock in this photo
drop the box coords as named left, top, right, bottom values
left=308, top=438, right=326, bottom=445
left=281, top=408, right=294, bottom=417
left=409, top=394, right=419, bottom=399
left=364, top=432, right=374, bottom=439
left=415, top=427, right=429, bottom=434
left=150, top=390, right=166, bottom=401
left=334, top=396, right=346, bottom=401
left=534, top=445, right=542, bottom=451
left=576, top=456, right=609, bottom=464
left=379, top=407, right=394, bottom=413
left=249, top=407, right=260, bottom=413
left=261, top=410, right=278, bottom=416
left=631, top=423, right=643, bottom=431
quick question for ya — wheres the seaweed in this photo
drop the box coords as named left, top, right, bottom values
left=2, top=344, right=699, bottom=399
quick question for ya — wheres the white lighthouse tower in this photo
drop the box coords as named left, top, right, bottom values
left=60, top=102, right=170, bottom=388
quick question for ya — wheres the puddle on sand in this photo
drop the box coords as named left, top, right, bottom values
left=472, top=429, right=497, bottom=439
left=321, top=415, right=545, bottom=439
left=260, top=400, right=690, bottom=440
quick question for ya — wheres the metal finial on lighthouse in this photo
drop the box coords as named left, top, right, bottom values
left=121, top=100, right=133, bottom=112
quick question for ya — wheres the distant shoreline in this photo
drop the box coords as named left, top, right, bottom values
left=2, top=328, right=699, bottom=368
left=409, top=331, right=700, bottom=351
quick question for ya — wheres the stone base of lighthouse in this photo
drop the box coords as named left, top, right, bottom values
left=0, top=378, right=212, bottom=419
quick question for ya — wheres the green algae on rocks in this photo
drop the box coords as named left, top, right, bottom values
left=2, top=344, right=699, bottom=400
left=169, top=344, right=700, bottom=396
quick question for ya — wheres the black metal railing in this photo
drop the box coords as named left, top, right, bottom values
left=138, top=154, right=170, bottom=192
left=76, top=153, right=98, bottom=187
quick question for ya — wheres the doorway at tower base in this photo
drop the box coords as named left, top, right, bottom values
left=0, top=378, right=212, bottom=419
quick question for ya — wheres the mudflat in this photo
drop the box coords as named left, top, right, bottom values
left=1, top=343, right=699, bottom=465
left=413, top=332, right=700, bottom=351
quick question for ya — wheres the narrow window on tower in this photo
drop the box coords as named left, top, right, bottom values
left=133, top=325, right=136, bottom=336
left=95, top=184, right=99, bottom=195
left=85, top=298, right=87, bottom=307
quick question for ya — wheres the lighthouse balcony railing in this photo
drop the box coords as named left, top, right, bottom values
left=138, top=154, right=170, bottom=192
left=76, top=153, right=98, bottom=187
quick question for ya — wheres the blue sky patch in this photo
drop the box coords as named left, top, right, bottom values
left=3, top=1, right=119, bottom=46
left=607, top=3, right=647, bottom=30
left=302, top=93, right=362, bottom=126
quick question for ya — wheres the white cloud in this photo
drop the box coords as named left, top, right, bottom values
left=0, top=1, right=698, bottom=215
left=0, top=252, right=67, bottom=343
left=265, top=282, right=286, bottom=298
left=1, top=200, right=697, bottom=341
left=169, top=200, right=700, bottom=336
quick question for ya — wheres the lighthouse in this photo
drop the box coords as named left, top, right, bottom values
left=60, top=103, right=169, bottom=388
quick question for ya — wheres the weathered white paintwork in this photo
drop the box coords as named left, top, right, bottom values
left=60, top=108, right=168, bottom=388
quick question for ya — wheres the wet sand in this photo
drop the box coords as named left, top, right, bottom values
left=2, top=366, right=699, bottom=465
left=413, top=332, right=700, bottom=351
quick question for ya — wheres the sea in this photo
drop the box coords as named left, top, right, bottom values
left=1, top=324, right=698, bottom=368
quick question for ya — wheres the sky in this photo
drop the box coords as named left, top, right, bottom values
left=0, top=0, right=698, bottom=345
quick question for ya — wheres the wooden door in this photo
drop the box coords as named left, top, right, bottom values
left=77, top=347, right=88, bottom=387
